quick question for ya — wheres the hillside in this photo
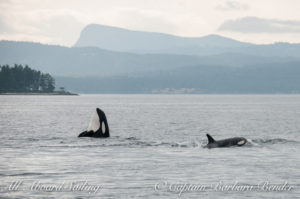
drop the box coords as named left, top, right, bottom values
left=75, top=24, right=251, bottom=55
left=1, top=40, right=297, bottom=77
left=74, top=24, right=300, bottom=58
left=0, top=41, right=204, bottom=76
left=1, top=25, right=300, bottom=94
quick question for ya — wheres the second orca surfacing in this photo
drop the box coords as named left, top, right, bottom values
left=204, top=134, right=247, bottom=148
left=78, top=108, right=110, bottom=138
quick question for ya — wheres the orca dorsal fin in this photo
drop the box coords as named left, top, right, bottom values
left=206, top=134, right=215, bottom=143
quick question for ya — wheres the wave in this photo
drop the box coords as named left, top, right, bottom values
left=0, top=171, right=78, bottom=177
left=39, top=136, right=299, bottom=149
left=249, top=138, right=297, bottom=144
left=41, top=136, right=204, bottom=149
left=0, top=172, right=44, bottom=177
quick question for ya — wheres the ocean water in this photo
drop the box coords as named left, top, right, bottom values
left=0, top=94, right=299, bottom=199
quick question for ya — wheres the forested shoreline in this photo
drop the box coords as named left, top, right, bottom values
left=0, top=64, right=55, bottom=93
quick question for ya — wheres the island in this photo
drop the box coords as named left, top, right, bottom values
left=0, top=64, right=77, bottom=95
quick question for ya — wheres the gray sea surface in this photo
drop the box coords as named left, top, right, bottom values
left=0, top=94, right=299, bottom=198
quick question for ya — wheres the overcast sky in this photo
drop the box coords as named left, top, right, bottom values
left=1, top=0, right=300, bottom=46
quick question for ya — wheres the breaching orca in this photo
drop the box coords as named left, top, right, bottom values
left=78, top=108, right=110, bottom=138
left=205, top=134, right=247, bottom=148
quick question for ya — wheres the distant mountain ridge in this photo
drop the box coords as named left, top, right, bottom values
left=74, top=24, right=300, bottom=58
left=0, top=40, right=201, bottom=76
left=1, top=40, right=298, bottom=77
left=1, top=23, right=300, bottom=93
left=75, top=24, right=251, bottom=55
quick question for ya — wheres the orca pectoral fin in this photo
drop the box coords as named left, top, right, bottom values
left=206, top=134, right=215, bottom=144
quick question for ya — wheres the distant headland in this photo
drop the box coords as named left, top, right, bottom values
left=0, top=64, right=77, bottom=95
left=0, top=91, right=78, bottom=95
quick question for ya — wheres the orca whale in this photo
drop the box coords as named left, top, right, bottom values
left=78, top=108, right=110, bottom=138
left=205, top=134, right=247, bottom=148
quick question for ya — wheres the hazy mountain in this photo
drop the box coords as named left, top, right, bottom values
left=75, top=24, right=252, bottom=55
left=0, top=41, right=204, bottom=76
left=1, top=40, right=293, bottom=77
left=74, top=24, right=300, bottom=58
left=56, top=62, right=300, bottom=94
left=1, top=40, right=300, bottom=94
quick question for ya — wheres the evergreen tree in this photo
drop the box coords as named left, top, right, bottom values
left=0, top=64, right=55, bottom=93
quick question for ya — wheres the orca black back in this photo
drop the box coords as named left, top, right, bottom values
left=205, top=134, right=247, bottom=148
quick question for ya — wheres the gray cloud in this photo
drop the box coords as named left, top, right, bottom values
left=216, top=1, right=249, bottom=11
left=218, top=17, right=300, bottom=33
left=0, top=17, right=14, bottom=34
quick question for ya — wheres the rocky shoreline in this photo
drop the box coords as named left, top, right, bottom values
left=0, top=91, right=78, bottom=95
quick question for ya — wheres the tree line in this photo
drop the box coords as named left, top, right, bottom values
left=0, top=64, right=55, bottom=93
